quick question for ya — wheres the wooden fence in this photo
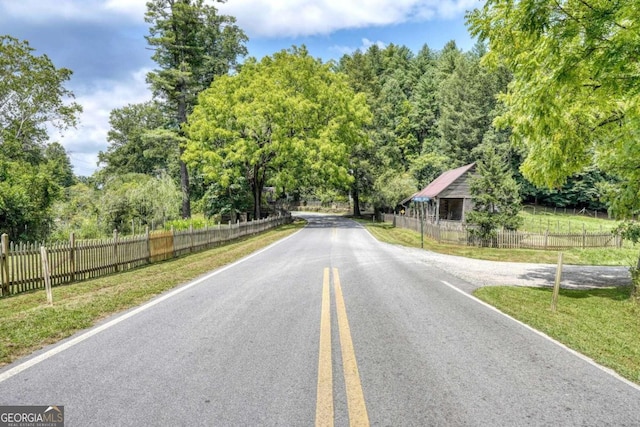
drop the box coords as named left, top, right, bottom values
left=0, top=214, right=292, bottom=297
left=384, top=214, right=623, bottom=250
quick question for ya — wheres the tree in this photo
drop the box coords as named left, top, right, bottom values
left=0, top=36, right=81, bottom=240
left=467, top=138, right=522, bottom=246
left=100, top=173, right=182, bottom=233
left=51, top=182, right=101, bottom=240
left=0, top=36, right=82, bottom=153
left=44, top=142, right=75, bottom=188
left=98, top=101, right=178, bottom=177
left=372, top=170, right=417, bottom=212
left=467, top=0, right=640, bottom=217
left=185, top=47, right=372, bottom=219
left=437, top=41, right=509, bottom=166
left=201, top=178, right=252, bottom=221
left=145, top=0, right=248, bottom=218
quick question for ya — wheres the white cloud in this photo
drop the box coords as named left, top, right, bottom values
left=103, top=0, right=147, bottom=19
left=0, top=0, right=146, bottom=23
left=217, top=0, right=480, bottom=38
left=53, top=67, right=152, bottom=176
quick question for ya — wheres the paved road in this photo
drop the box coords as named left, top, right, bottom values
left=1, top=214, right=639, bottom=426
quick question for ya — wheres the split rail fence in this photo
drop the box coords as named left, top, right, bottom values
left=0, top=214, right=292, bottom=297
left=384, top=214, right=623, bottom=250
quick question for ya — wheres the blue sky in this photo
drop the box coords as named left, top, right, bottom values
left=0, top=0, right=480, bottom=177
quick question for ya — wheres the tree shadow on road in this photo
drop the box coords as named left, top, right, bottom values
left=516, top=265, right=631, bottom=289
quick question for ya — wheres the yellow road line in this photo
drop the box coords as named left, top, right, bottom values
left=316, top=268, right=334, bottom=427
left=333, top=268, right=370, bottom=427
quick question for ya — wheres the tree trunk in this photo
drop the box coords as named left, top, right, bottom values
left=177, top=85, right=191, bottom=218
left=252, top=164, right=263, bottom=220
left=179, top=147, right=191, bottom=219
left=352, top=181, right=361, bottom=217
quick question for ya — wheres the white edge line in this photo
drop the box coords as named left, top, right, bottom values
left=440, top=280, right=640, bottom=393
left=0, top=226, right=303, bottom=384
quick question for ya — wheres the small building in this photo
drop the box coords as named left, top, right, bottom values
left=406, top=163, right=476, bottom=223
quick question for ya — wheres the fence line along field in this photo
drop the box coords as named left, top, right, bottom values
left=0, top=214, right=292, bottom=297
left=385, top=214, right=623, bottom=250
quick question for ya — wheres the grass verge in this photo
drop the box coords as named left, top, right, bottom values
left=0, top=221, right=304, bottom=367
left=474, top=286, right=640, bottom=385
left=364, top=220, right=639, bottom=266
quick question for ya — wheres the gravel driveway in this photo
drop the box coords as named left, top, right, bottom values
left=393, top=245, right=632, bottom=292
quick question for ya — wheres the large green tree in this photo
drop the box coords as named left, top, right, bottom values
left=145, top=0, right=248, bottom=218
left=0, top=36, right=81, bottom=240
left=185, top=47, right=372, bottom=219
left=467, top=0, right=640, bottom=216
left=0, top=36, right=81, bottom=151
left=437, top=42, right=510, bottom=166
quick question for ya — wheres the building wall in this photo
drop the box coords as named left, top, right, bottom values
left=438, top=171, right=472, bottom=199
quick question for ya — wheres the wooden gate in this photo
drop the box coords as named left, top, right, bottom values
left=149, top=231, right=174, bottom=263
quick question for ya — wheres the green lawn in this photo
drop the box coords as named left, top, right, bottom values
left=519, top=207, right=619, bottom=234
left=365, top=220, right=639, bottom=266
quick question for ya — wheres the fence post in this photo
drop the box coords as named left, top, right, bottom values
left=145, top=226, right=151, bottom=263
left=551, top=252, right=564, bottom=312
left=582, top=224, right=586, bottom=249
left=189, top=224, right=194, bottom=253
left=40, top=246, right=53, bottom=305
left=113, top=229, right=119, bottom=272
left=171, top=226, right=176, bottom=258
left=70, top=232, right=76, bottom=283
left=544, top=230, right=549, bottom=250
left=1, top=234, right=9, bottom=296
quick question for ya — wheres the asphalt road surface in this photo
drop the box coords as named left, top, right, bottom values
left=1, top=214, right=639, bottom=426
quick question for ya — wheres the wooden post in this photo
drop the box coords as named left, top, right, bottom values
left=419, top=203, right=424, bottom=249
left=171, top=226, right=176, bottom=258
left=1, top=234, right=9, bottom=296
left=551, top=252, right=563, bottom=312
left=113, top=229, right=119, bottom=272
left=189, top=224, right=194, bottom=253
left=70, top=232, right=76, bottom=283
left=544, top=230, right=549, bottom=250
left=41, top=246, right=53, bottom=305
left=145, top=226, right=151, bottom=263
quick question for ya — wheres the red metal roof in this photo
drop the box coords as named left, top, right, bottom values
left=411, top=163, right=475, bottom=201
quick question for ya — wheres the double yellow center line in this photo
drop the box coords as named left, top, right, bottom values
left=316, top=267, right=369, bottom=427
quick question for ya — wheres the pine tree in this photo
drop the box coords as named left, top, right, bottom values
left=467, top=139, right=522, bottom=247
left=145, top=0, right=247, bottom=218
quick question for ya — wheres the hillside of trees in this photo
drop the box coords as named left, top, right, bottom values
left=1, top=0, right=631, bottom=242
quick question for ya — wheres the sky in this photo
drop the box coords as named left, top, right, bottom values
left=0, top=0, right=481, bottom=177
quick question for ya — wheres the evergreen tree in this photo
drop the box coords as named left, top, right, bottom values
left=145, top=0, right=247, bottom=218
left=467, top=138, right=522, bottom=246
